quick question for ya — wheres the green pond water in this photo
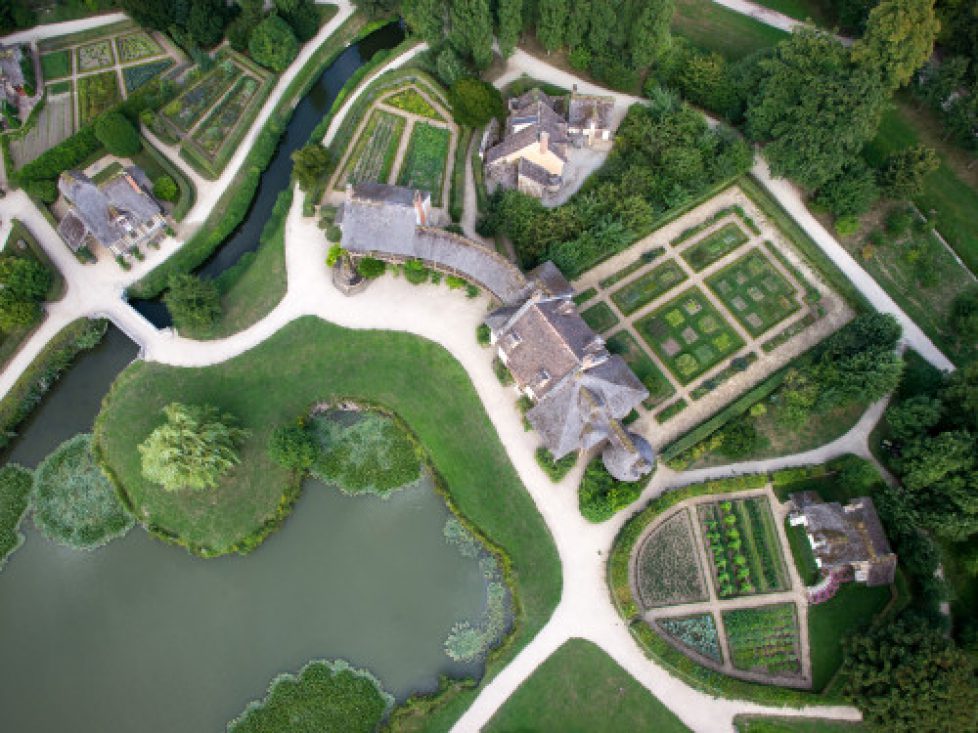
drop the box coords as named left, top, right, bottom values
left=0, top=328, right=489, bottom=732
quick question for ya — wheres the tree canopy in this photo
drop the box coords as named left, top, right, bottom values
left=852, top=0, right=941, bottom=90
left=139, top=403, right=248, bottom=492
left=291, top=144, right=333, bottom=192
left=249, top=15, right=300, bottom=72
left=447, top=78, right=505, bottom=126
left=0, top=256, right=51, bottom=331
left=163, top=273, right=221, bottom=331
left=94, top=112, right=142, bottom=157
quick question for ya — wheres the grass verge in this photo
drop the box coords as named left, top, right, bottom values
left=672, top=0, right=790, bottom=60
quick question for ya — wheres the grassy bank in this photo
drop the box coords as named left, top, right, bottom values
left=483, top=639, right=692, bottom=733
left=672, top=0, right=789, bottom=60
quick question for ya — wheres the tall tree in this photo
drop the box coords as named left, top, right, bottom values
left=535, top=0, right=567, bottom=52
left=563, top=0, right=590, bottom=50
left=496, top=0, right=524, bottom=57
left=451, top=0, right=494, bottom=68
left=291, top=144, right=333, bottom=192
left=402, top=0, right=446, bottom=44
left=852, top=0, right=941, bottom=89
left=746, top=30, right=888, bottom=188
left=139, top=403, right=249, bottom=492
left=879, top=144, right=939, bottom=198
left=629, top=0, right=673, bottom=69
left=118, top=0, right=176, bottom=30
left=163, top=273, right=221, bottom=331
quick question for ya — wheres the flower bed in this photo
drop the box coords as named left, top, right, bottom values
left=123, top=59, right=174, bottom=93
left=191, top=75, right=260, bottom=156
left=611, top=260, right=688, bottom=316
left=115, top=32, right=162, bottom=63
left=658, top=613, right=722, bottom=662
left=580, top=301, right=619, bottom=333
left=680, top=222, right=749, bottom=271
left=634, top=509, right=707, bottom=608
left=76, top=39, right=114, bottom=72
left=723, top=603, right=801, bottom=676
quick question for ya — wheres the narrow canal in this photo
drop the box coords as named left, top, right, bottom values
left=130, top=22, right=406, bottom=327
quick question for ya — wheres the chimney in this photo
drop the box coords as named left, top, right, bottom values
left=413, top=190, right=427, bottom=226
left=539, top=130, right=549, bottom=155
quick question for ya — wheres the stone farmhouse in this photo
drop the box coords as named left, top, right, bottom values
left=333, top=182, right=654, bottom=482
left=789, top=492, right=897, bottom=589
left=57, top=167, right=167, bottom=258
left=482, top=87, right=615, bottom=199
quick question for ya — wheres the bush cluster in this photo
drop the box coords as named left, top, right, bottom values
left=0, top=465, right=33, bottom=568
left=578, top=458, right=646, bottom=522
left=534, top=447, right=577, bottom=483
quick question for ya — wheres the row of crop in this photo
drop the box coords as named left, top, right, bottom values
left=702, top=502, right=757, bottom=597
left=745, top=496, right=789, bottom=589
left=724, top=604, right=801, bottom=675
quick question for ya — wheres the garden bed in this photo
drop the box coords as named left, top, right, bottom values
left=339, top=109, right=406, bottom=188
left=707, top=249, right=801, bottom=337
left=634, top=509, right=708, bottom=608
left=115, top=32, right=162, bottom=63
left=611, top=260, right=689, bottom=315
left=162, top=62, right=239, bottom=132
left=123, top=59, right=174, bottom=93
left=40, top=50, right=71, bottom=79
left=396, top=121, right=451, bottom=205
left=77, top=71, right=121, bottom=124
left=580, top=301, right=619, bottom=332
left=191, top=75, right=261, bottom=156
left=76, top=39, right=115, bottom=72
left=723, top=603, right=802, bottom=677
left=383, top=87, right=444, bottom=120
left=657, top=613, right=722, bottom=663
left=606, top=330, right=675, bottom=408
left=680, top=221, right=749, bottom=271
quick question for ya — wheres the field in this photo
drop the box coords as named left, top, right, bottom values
left=723, top=604, right=801, bottom=676
left=707, top=250, right=801, bottom=336
left=396, top=122, right=451, bottom=205
left=698, top=496, right=789, bottom=598
left=484, top=639, right=693, bottom=733
left=163, top=63, right=238, bottom=132
left=580, top=301, right=619, bottom=332
left=658, top=613, right=722, bottom=662
left=77, top=71, right=121, bottom=124
left=115, top=31, right=162, bottom=63
left=191, top=76, right=260, bottom=155
left=606, top=330, right=676, bottom=407
left=76, top=39, right=114, bottom=72
left=636, top=286, right=744, bottom=384
left=672, top=0, right=789, bottom=60
left=40, top=50, right=71, bottom=79
left=611, top=260, right=688, bottom=315
left=682, top=222, right=750, bottom=271
left=123, top=59, right=174, bottom=93
left=341, top=110, right=406, bottom=187
left=635, top=509, right=708, bottom=608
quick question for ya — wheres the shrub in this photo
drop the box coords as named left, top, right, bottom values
left=402, top=259, right=430, bottom=284
left=356, top=257, right=385, bottom=278
left=885, top=206, right=915, bottom=236
left=0, top=465, right=33, bottom=568
left=813, top=161, right=879, bottom=217
left=535, top=447, right=577, bottom=482
left=578, top=458, right=645, bottom=522
left=834, top=215, right=860, bottom=237
left=476, top=323, right=491, bottom=346
left=94, top=111, right=142, bottom=157
left=23, top=178, right=57, bottom=203
left=32, top=434, right=134, bottom=550
left=163, top=273, right=221, bottom=331
left=15, top=125, right=100, bottom=182
left=268, top=422, right=317, bottom=470
left=492, top=357, right=513, bottom=385
left=249, top=15, right=299, bottom=72
left=447, top=78, right=505, bottom=127
left=435, top=46, right=469, bottom=87
left=153, top=175, right=179, bottom=202
left=326, top=225, right=342, bottom=242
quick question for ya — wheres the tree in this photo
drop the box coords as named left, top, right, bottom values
left=153, top=175, right=179, bottom=202
left=878, top=144, right=940, bottom=199
left=23, top=178, right=57, bottom=203
left=163, top=273, right=221, bottom=331
left=94, top=112, right=142, bottom=157
left=496, top=0, right=523, bottom=57
left=886, top=394, right=942, bottom=441
left=268, top=423, right=317, bottom=470
left=843, top=618, right=978, bottom=733
left=139, top=403, right=249, bottom=492
left=435, top=46, right=469, bottom=86
left=0, top=256, right=51, bottom=304
left=949, top=288, right=978, bottom=347
left=118, top=0, right=176, bottom=30
left=186, top=0, right=229, bottom=48
left=629, top=0, right=673, bottom=69
left=535, top=0, right=567, bottom=52
left=450, top=0, right=494, bottom=68
left=447, top=78, right=505, bottom=126
left=276, top=0, right=320, bottom=41
left=249, top=15, right=299, bottom=72
left=291, top=144, right=332, bottom=192
left=228, top=0, right=264, bottom=51
left=813, top=161, right=880, bottom=217
left=402, top=0, right=445, bottom=43
left=812, top=312, right=903, bottom=407
left=563, top=0, right=590, bottom=50
left=746, top=30, right=888, bottom=189
left=852, top=0, right=940, bottom=90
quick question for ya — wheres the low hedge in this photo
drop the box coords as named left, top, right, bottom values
left=449, top=127, right=472, bottom=222
left=0, top=465, right=33, bottom=569
left=607, top=472, right=839, bottom=706
left=0, top=319, right=107, bottom=451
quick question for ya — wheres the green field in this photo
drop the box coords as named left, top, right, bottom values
left=748, top=0, right=833, bottom=24
left=484, top=639, right=692, bottom=733
left=736, top=716, right=864, bottom=733
left=672, top=0, right=790, bottom=60
left=396, top=122, right=451, bottom=205
left=636, top=286, right=744, bottom=384
left=682, top=222, right=750, bottom=272
left=580, top=301, right=620, bottom=332
left=707, top=250, right=800, bottom=337
left=40, top=50, right=71, bottom=79
left=611, top=260, right=688, bottom=315
left=77, top=71, right=121, bottom=124
left=606, top=330, right=676, bottom=407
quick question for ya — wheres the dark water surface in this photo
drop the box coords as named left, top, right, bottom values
left=0, top=327, right=488, bottom=733
left=131, top=23, right=406, bottom=327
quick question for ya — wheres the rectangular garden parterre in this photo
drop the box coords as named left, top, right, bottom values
left=340, top=109, right=407, bottom=188
left=707, top=249, right=801, bottom=336
left=634, top=508, right=708, bottom=608
left=723, top=603, right=802, bottom=677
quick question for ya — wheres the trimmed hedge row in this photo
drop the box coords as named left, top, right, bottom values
left=607, top=472, right=841, bottom=707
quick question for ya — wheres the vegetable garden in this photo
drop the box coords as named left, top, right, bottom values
left=339, top=110, right=405, bottom=188
left=77, top=71, right=121, bottom=124
left=162, top=62, right=238, bottom=132
left=76, top=39, right=114, bottom=72
left=635, top=509, right=708, bottom=608
left=191, top=76, right=260, bottom=156
left=723, top=604, right=801, bottom=676
left=123, top=59, right=174, bottom=93
left=396, top=122, right=451, bottom=206
left=115, top=32, right=162, bottom=63
left=657, top=613, right=722, bottom=663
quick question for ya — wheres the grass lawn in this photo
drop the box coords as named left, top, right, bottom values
left=864, top=106, right=978, bottom=275
left=636, top=286, right=744, bottom=385
left=672, top=0, right=790, bottom=60
left=77, top=70, right=122, bottom=125
left=748, top=0, right=834, bottom=24
left=484, top=638, right=692, bottom=733
left=808, top=582, right=892, bottom=691
left=606, top=330, right=676, bottom=407
left=611, top=259, right=688, bottom=315
left=707, top=249, right=801, bottom=337
left=40, top=50, right=71, bottom=79
left=736, top=716, right=864, bottom=733
left=396, top=122, right=451, bottom=206
left=580, top=301, right=619, bottom=332
left=94, top=317, right=561, bottom=724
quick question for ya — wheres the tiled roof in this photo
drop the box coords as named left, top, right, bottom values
left=568, top=94, right=614, bottom=129
left=57, top=167, right=161, bottom=250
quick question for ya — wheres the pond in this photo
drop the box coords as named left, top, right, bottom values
left=130, top=21, right=407, bottom=327
left=0, top=328, right=490, bottom=733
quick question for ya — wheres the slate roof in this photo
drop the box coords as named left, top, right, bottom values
left=518, top=157, right=560, bottom=187
left=529, top=261, right=574, bottom=299
left=0, top=45, right=24, bottom=87
left=602, top=424, right=655, bottom=482
left=484, top=89, right=569, bottom=166
left=340, top=184, right=421, bottom=254
left=56, top=167, right=162, bottom=251
left=568, top=93, right=614, bottom=129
